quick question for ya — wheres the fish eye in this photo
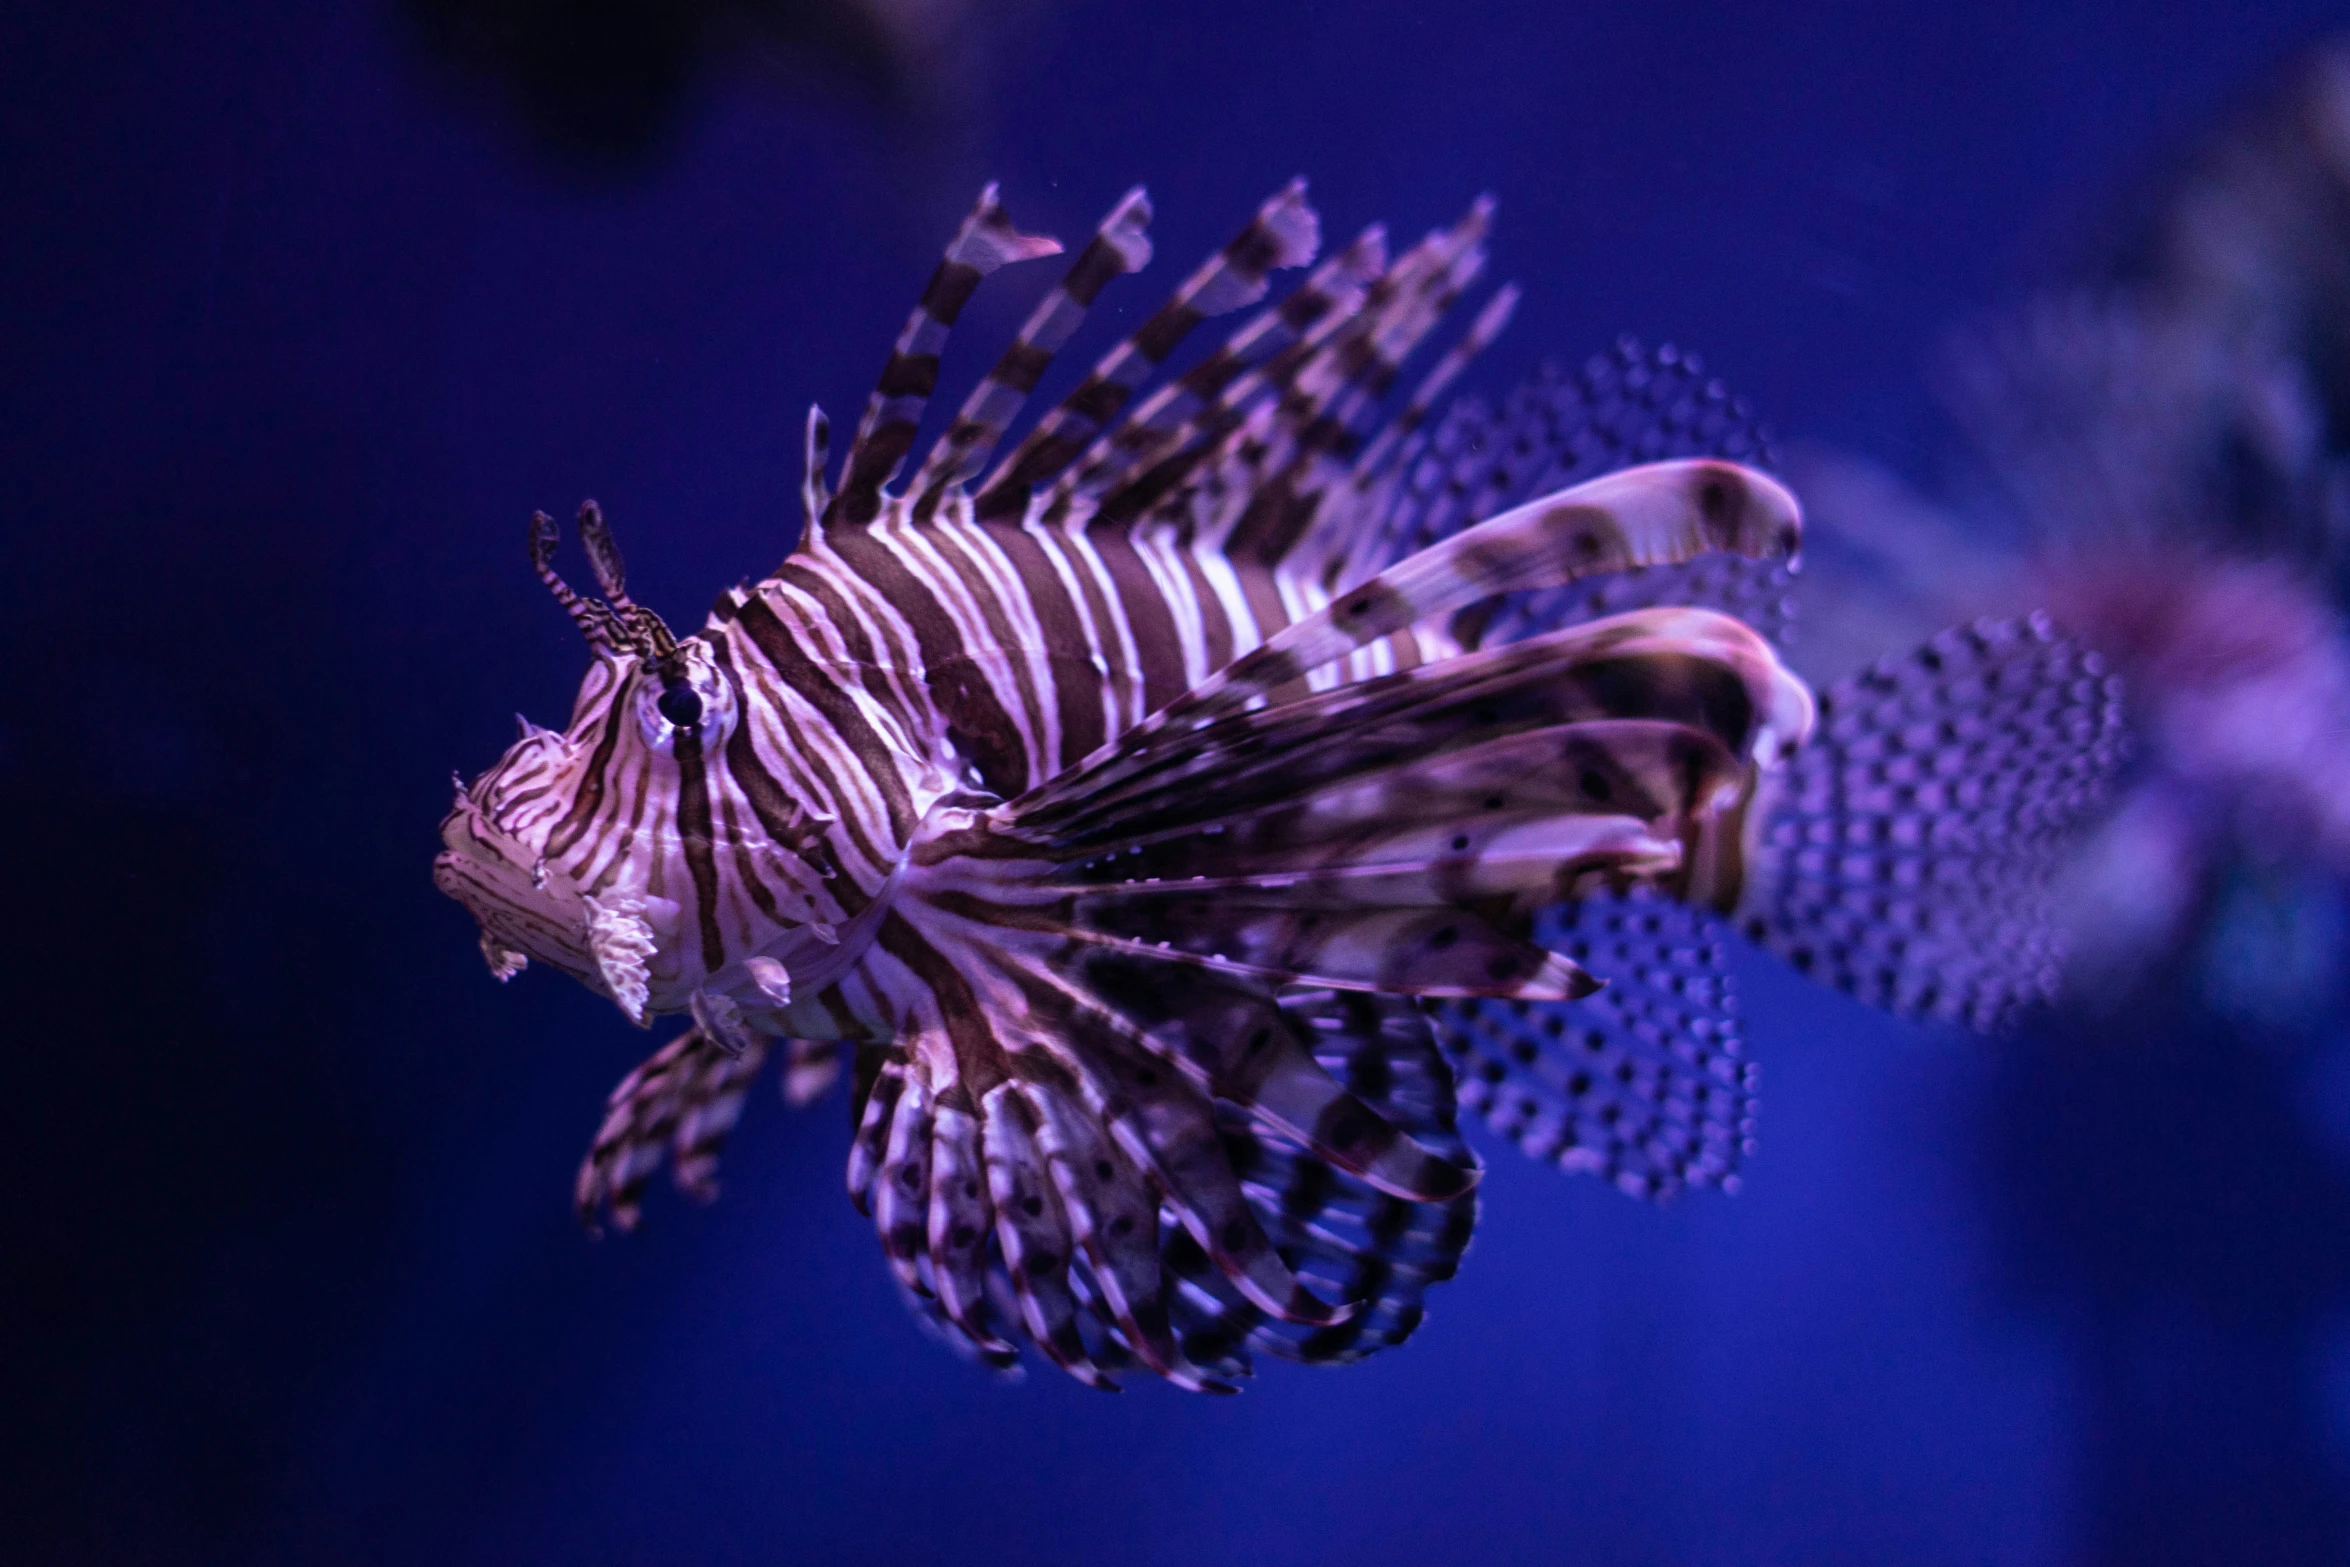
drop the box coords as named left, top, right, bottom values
left=630, top=643, right=732, bottom=754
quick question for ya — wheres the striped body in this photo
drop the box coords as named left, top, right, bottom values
left=443, top=496, right=1473, bottom=1044
left=433, top=179, right=2114, bottom=1391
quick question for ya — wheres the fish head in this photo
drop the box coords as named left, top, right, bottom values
left=433, top=638, right=647, bottom=970
left=433, top=503, right=835, bottom=1020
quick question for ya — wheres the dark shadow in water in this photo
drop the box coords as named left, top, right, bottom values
left=394, top=0, right=986, bottom=169
left=1978, top=50, right=2350, bottom=1559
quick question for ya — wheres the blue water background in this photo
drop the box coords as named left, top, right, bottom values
left=9, top=2, right=2350, bottom=1562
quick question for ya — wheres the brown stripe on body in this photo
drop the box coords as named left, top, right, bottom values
left=1086, top=529, right=1192, bottom=715
left=561, top=739, right=652, bottom=908
left=771, top=562, right=929, bottom=731
left=981, top=521, right=1111, bottom=769
left=715, top=786, right=784, bottom=925
left=1037, top=526, right=1134, bottom=748
left=1173, top=547, right=1237, bottom=674
left=877, top=913, right=1012, bottom=1093
left=569, top=750, right=650, bottom=896
left=823, top=524, right=1032, bottom=798
left=670, top=724, right=727, bottom=973
left=1226, top=469, right=1325, bottom=568
left=708, top=641, right=855, bottom=900
left=916, top=522, right=1050, bottom=791
left=727, top=595, right=918, bottom=854
left=495, top=779, right=559, bottom=817
left=1230, top=556, right=1294, bottom=678
left=604, top=741, right=661, bottom=896
left=542, top=682, right=630, bottom=861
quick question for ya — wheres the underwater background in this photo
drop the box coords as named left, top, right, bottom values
left=12, top=1, right=2350, bottom=1562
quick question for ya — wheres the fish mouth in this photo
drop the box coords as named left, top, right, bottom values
left=432, top=799, right=901, bottom=1027
left=433, top=807, right=595, bottom=984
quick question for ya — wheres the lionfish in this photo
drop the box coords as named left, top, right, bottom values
left=435, top=181, right=2122, bottom=1390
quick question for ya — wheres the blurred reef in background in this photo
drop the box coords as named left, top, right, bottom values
left=1795, top=42, right=2350, bottom=1029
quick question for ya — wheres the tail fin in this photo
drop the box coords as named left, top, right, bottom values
left=1735, top=614, right=2128, bottom=1028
